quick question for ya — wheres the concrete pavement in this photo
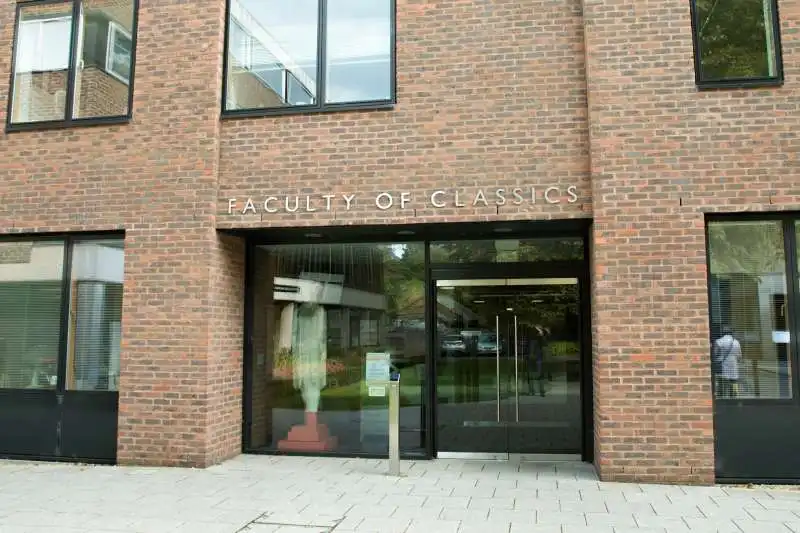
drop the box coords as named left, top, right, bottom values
left=1, top=455, right=800, bottom=532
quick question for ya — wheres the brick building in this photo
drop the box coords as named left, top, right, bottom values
left=0, top=0, right=798, bottom=485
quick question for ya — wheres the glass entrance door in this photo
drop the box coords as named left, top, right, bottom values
left=435, top=278, right=582, bottom=458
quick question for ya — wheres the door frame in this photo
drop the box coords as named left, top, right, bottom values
left=426, top=260, right=593, bottom=462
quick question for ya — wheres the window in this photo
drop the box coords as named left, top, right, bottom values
left=691, top=0, right=783, bottom=87
left=0, top=237, right=125, bottom=392
left=65, top=239, right=125, bottom=391
left=224, top=0, right=394, bottom=115
left=708, top=220, right=792, bottom=399
left=106, top=22, right=133, bottom=85
left=0, top=241, right=65, bottom=390
left=246, top=242, right=425, bottom=455
left=8, top=0, right=138, bottom=128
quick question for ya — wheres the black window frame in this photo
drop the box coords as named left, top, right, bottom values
left=5, top=0, right=140, bottom=133
left=221, top=0, right=397, bottom=119
left=689, top=0, right=785, bottom=90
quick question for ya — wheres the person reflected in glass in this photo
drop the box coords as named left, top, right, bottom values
left=713, top=325, right=743, bottom=399
left=527, top=325, right=548, bottom=397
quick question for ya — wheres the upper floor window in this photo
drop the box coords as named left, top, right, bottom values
left=7, top=0, right=138, bottom=130
left=224, top=0, right=394, bottom=115
left=691, top=0, right=783, bottom=88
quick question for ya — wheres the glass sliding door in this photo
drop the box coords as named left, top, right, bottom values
left=435, top=278, right=582, bottom=458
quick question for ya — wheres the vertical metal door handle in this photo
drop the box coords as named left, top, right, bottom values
left=495, top=314, right=500, bottom=422
left=514, top=315, right=519, bottom=422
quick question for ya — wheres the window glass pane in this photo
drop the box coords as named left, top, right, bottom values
left=248, top=243, right=426, bottom=455
left=73, top=0, right=135, bottom=119
left=66, top=239, right=125, bottom=392
left=695, top=0, right=779, bottom=82
left=708, top=221, right=791, bottom=399
left=430, top=238, right=584, bottom=264
left=226, top=0, right=318, bottom=111
left=325, top=0, right=391, bottom=104
left=0, top=241, right=65, bottom=390
left=11, top=2, right=73, bottom=124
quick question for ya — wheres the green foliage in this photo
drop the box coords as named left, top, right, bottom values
left=696, top=0, right=776, bottom=80
left=708, top=221, right=784, bottom=275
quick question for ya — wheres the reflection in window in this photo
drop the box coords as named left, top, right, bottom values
left=708, top=221, right=792, bottom=399
left=0, top=241, right=64, bottom=390
left=66, top=239, right=124, bottom=392
left=9, top=0, right=137, bottom=125
left=226, top=0, right=318, bottom=110
left=74, top=0, right=136, bottom=118
left=225, top=0, right=393, bottom=112
left=248, top=243, right=425, bottom=455
left=10, top=3, right=73, bottom=123
left=692, top=0, right=781, bottom=84
left=430, top=238, right=584, bottom=264
left=325, top=0, right=391, bottom=104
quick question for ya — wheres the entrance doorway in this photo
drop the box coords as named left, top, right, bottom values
left=434, top=277, right=583, bottom=459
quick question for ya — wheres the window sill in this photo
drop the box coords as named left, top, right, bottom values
left=221, top=100, right=395, bottom=121
left=696, top=77, right=784, bottom=91
left=5, top=115, right=131, bottom=134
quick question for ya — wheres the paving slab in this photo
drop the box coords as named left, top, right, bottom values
left=1, top=456, right=800, bottom=532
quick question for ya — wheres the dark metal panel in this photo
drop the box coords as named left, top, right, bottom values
left=4, top=3, right=24, bottom=131
left=317, top=0, right=327, bottom=108
left=430, top=261, right=585, bottom=281
left=125, top=0, right=140, bottom=119
left=715, top=403, right=800, bottom=481
left=232, top=219, right=591, bottom=247
left=59, top=391, right=118, bottom=462
left=241, top=240, right=255, bottom=451
left=578, top=241, right=594, bottom=462
left=0, top=390, right=59, bottom=458
left=424, top=241, right=435, bottom=458
left=64, top=0, right=82, bottom=122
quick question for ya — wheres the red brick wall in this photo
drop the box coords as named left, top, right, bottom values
left=0, top=0, right=243, bottom=468
left=217, top=0, right=592, bottom=228
left=75, top=66, right=129, bottom=119
left=1, top=0, right=799, bottom=483
left=584, top=0, right=800, bottom=484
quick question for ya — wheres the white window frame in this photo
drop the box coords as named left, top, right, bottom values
left=105, top=21, right=132, bottom=85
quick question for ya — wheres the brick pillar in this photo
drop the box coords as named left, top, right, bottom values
left=590, top=213, right=714, bottom=484
left=117, top=229, right=244, bottom=467
left=112, top=0, right=232, bottom=467
left=581, top=0, right=715, bottom=483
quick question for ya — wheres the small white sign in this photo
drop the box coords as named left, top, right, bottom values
left=368, top=385, right=387, bottom=397
left=365, top=352, right=391, bottom=383
left=773, top=330, right=791, bottom=344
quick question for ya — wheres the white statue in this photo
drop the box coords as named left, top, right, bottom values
left=291, top=282, right=327, bottom=412
left=279, top=281, right=337, bottom=451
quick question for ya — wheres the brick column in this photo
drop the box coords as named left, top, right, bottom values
left=581, top=0, right=715, bottom=483
left=117, top=229, right=244, bottom=467
left=112, top=0, right=237, bottom=467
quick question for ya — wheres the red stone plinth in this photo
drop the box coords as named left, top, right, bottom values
left=278, top=412, right=338, bottom=452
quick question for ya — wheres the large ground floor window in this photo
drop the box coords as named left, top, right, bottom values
left=0, top=236, right=125, bottom=392
left=0, top=234, right=124, bottom=463
left=246, top=242, right=427, bottom=455
left=707, top=215, right=800, bottom=480
left=243, top=234, right=590, bottom=458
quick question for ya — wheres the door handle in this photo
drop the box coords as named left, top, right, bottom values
left=514, top=315, right=519, bottom=422
left=495, top=314, right=500, bottom=422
